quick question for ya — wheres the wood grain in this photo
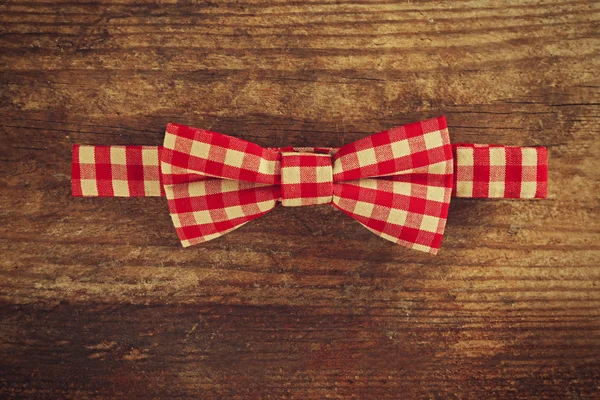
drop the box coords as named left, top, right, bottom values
left=1, top=0, right=599, bottom=398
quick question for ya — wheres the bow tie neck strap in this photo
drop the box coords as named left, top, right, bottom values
left=72, top=144, right=165, bottom=197
left=452, top=144, right=548, bottom=199
left=72, top=139, right=547, bottom=201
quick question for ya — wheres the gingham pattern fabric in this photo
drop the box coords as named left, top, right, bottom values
left=453, top=144, right=548, bottom=198
left=72, top=116, right=549, bottom=254
left=159, top=123, right=281, bottom=247
left=155, top=118, right=454, bottom=253
left=330, top=117, right=453, bottom=253
left=72, top=145, right=164, bottom=197
left=280, top=152, right=334, bottom=206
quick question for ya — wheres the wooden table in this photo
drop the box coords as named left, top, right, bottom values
left=1, top=1, right=599, bottom=398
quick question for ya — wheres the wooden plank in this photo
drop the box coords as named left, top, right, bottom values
left=0, top=0, right=599, bottom=398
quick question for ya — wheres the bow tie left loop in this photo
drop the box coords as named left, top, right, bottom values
left=160, top=123, right=283, bottom=246
left=161, top=123, right=282, bottom=185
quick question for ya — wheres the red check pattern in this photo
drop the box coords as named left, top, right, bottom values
left=160, top=123, right=282, bottom=247
left=156, top=118, right=453, bottom=253
left=453, top=144, right=548, bottom=198
left=165, top=179, right=280, bottom=246
left=330, top=117, right=453, bottom=253
left=72, top=144, right=164, bottom=197
left=280, top=152, right=334, bottom=206
left=160, top=122, right=281, bottom=186
left=72, top=117, right=549, bottom=254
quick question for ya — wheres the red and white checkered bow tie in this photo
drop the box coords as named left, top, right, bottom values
left=72, top=117, right=548, bottom=254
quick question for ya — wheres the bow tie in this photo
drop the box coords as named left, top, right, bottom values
left=72, top=117, right=548, bottom=254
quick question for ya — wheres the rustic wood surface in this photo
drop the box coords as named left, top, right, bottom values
left=1, top=0, right=599, bottom=398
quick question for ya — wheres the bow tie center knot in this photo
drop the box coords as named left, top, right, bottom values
left=280, top=152, right=334, bottom=206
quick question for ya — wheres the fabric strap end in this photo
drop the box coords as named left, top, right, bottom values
left=72, top=144, right=164, bottom=197
left=453, top=144, right=548, bottom=199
